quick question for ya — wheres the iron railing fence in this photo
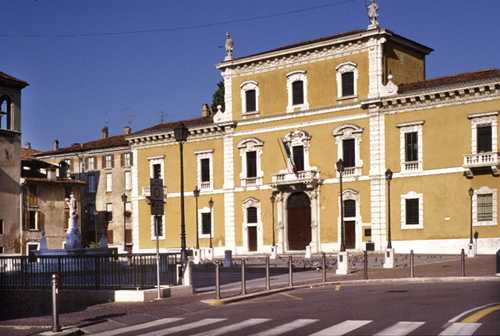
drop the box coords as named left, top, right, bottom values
left=0, top=253, right=179, bottom=290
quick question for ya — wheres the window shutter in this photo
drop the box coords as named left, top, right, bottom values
left=405, top=132, right=418, bottom=162
left=405, top=199, right=419, bottom=225
left=130, top=153, right=133, bottom=166
left=120, top=153, right=124, bottom=167
left=477, top=125, right=492, bottom=152
left=292, top=145, right=305, bottom=171
left=342, top=139, right=355, bottom=168
left=292, top=81, right=304, bottom=105
left=344, top=199, right=356, bottom=217
left=111, top=154, right=114, bottom=168
left=245, top=90, right=256, bottom=112
left=247, top=207, right=257, bottom=223
left=477, top=194, right=493, bottom=222
left=201, top=158, right=210, bottom=182
left=341, top=72, right=355, bottom=97
left=246, top=151, right=257, bottom=178
left=202, top=212, right=211, bottom=235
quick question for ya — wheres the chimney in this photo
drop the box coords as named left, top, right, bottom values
left=47, top=167, right=57, bottom=181
left=53, top=139, right=59, bottom=151
left=123, top=126, right=132, bottom=135
left=101, top=126, right=109, bottom=139
left=202, top=104, right=211, bottom=117
left=25, top=142, right=31, bottom=149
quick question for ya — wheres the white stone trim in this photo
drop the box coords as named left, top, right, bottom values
left=332, top=124, right=364, bottom=177
left=198, top=206, right=214, bottom=238
left=240, top=80, right=260, bottom=116
left=401, top=191, right=424, bottom=230
left=238, top=137, right=264, bottom=187
left=196, top=150, right=214, bottom=191
left=148, top=156, right=165, bottom=180
left=469, top=114, right=497, bottom=154
left=150, top=215, right=165, bottom=240
left=473, top=186, right=497, bottom=227
left=223, top=134, right=236, bottom=250
left=367, top=37, right=386, bottom=98
left=283, top=130, right=312, bottom=172
left=131, top=149, right=140, bottom=252
left=336, top=61, right=359, bottom=99
left=391, top=238, right=500, bottom=255
left=241, top=197, right=263, bottom=252
left=286, top=71, right=309, bottom=112
left=399, top=123, right=423, bottom=173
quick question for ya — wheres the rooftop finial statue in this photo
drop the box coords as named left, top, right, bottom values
left=225, top=32, right=234, bottom=61
left=367, top=0, right=380, bottom=29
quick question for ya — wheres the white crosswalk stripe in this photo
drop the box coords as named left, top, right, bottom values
left=374, top=321, right=425, bottom=336
left=138, top=318, right=226, bottom=336
left=308, top=320, right=372, bottom=336
left=250, top=319, right=318, bottom=336
left=90, top=318, right=183, bottom=336
left=189, top=318, right=270, bottom=336
left=439, top=322, right=482, bottom=336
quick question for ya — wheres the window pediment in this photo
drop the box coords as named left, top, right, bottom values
left=333, top=124, right=363, bottom=138
left=237, top=137, right=264, bottom=149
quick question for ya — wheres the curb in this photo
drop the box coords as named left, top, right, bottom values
left=201, top=276, right=500, bottom=305
left=37, top=327, right=83, bottom=336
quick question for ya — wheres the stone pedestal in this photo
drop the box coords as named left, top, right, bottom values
left=336, top=251, right=350, bottom=275
left=193, top=249, right=201, bottom=264
left=467, top=242, right=476, bottom=258
left=270, top=245, right=278, bottom=260
left=383, top=248, right=395, bottom=269
left=305, top=245, right=312, bottom=259
left=204, top=247, right=214, bottom=261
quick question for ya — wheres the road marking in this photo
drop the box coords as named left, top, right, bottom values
left=447, top=302, right=500, bottom=323
left=189, top=318, right=270, bottom=336
left=250, top=319, right=318, bottom=336
left=280, top=292, right=303, bottom=301
left=309, top=320, right=372, bottom=336
left=138, top=318, right=225, bottom=336
left=462, top=304, right=500, bottom=323
left=438, top=322, right=481, bottom=336
left=374, top=321, right=425, bottom=336
left=89, top=318, right=183, bottom=336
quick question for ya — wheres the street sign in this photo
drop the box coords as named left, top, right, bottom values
left=150, top=178, right=165, bottom=216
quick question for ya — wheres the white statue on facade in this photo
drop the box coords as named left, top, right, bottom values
left=224, top=32, right=234, bottom=61
left=368, top=0, right=380, bottom=29
left=64, top=192, right=82, bottom=249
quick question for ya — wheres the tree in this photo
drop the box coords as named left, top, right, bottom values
left=211, top=80, right=225, bottom=113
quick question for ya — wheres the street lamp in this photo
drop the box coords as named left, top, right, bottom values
left=270, top=193, right=276, bottom=247
left=193, top=186, right=200, bottom=250
left=336, top=159, right=345, bottom=252
left=208, top=197, right=214, bottom=249
left=121, top=193, right=128, bottom=252
left=174, top=122, right=189, bottom=263
left=468, top=188, right=474, bottom=244
left=385, top=169, right=393, bottom=249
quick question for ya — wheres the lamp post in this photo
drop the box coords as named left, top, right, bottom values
left=193, top=186, right=200, bottom=250
left=270, top=194, right=276, bottom=247
left=208, top=198, right=214, bottom=249
left=174, top=122, right=189, bottom=263
left=121, top=193, right=128, bottom=252
left=336, top=159, right=345, bottom=252
left=385, top=169, right=393, bottom=249
left=468, top=188, right=474, bottom=245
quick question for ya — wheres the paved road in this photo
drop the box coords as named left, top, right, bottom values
left=85, top=281, right=500, bottom=336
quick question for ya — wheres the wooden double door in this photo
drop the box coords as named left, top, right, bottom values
left=287, top=192, right=312, bottom=250
left=345, top=220, right=356, bottom=249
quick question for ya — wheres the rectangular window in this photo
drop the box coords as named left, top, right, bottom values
left=106, top=173, right=113, bottom=192
left=106, top=203, right=113, bottom=222
left=364, top=228, right=372, bottom=237
left=342, top=139, right=355, bottom=168
left=27, top=243, right=38, bottom=254
left=87, top=157, right=96, bottom=171
left=201, top=158, right=210, bottom=182
left=107, top=230, right=114, bottom=244
left=292, top=81, right=304, bottom=105
left=405, top=132, right=418, bottom=162
left=247, top=207, right=257, bottom=224
left=124, top=171, right=132, bottom=190
left=0, top=219, right=3, bottom=234
left=152, top=163, right=162, bottom=179
left=64, top=159, right=72, bottom=175
left=246, top=151, right=257, bottom=178
left=405, top=199, right=419, bottom=225
left=245, top=89, right=256, bottom=112
left=341, top=72, right=355, bottom=97
left=344, top=199, right=356, bottom=217
left=477, top=193, right=493, bottom=222
left=28, top=210, right=37, bottom=230
left=88, top=174, right=97, bottom=193
left=122, top=152, right=132, bottom=167
left=292, top=145, right=305, bottom=171
left=104, top=155, right=114, bottom=169
left=477, top=125, right=492, bottom=153
left=201, top=212, right=211, bottom=235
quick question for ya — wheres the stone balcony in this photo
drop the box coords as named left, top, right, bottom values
left=272, top=169, right=320, bottom=188
left=463, top=152, right=499, bottom=176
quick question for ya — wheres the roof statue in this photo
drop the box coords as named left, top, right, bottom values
left=225, top=32, right=234, bottom=61
left=367, top=0, right=380, bottom=30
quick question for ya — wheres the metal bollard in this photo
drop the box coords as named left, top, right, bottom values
left=51, top=273, right=61, bottom=332
left=496, top=249, right=500, bottom=277
left=363, top=250, right=368, bottom=280
left=461, top=248, right=466, bottom=277
left=410, top=250, right=415, bottom=278
left=215, top=261, right=221, bottom=300
left=322, top=253, right=327, bottom=283
left=265, top=255, right=271, bottom=291
left=288, top=255, right=293, bottom=287
left=241, top=258, right=247, bottom=295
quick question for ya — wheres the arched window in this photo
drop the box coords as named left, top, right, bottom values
left=240, top=81, right=260, bottom=115
left=336, top=62, right=358, bottom=99
left=238, top=137, right=264, bottom=187
left=332, top=124, right=364, bottom=177
left=286, top=71, right=309, bottom=112
left=242, top=198, right=262, bottom=252
left=0, top=96, right=12, bottom=130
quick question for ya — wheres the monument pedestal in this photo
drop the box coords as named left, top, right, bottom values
left=193, top=249, right=201, bottom=264
left=467, top=242, right=476, bottom=258
left=383, top=248, right=395, bottom=268
left=305, top=245, right=312, bottom=259
left=270, top=245, right=278, bottom=259
left=336, top=251, right=350, bottom=275
left=204, top=247, right=214, bottom=261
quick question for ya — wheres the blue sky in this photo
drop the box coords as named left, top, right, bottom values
left=2, top=0, right=499, bottom=150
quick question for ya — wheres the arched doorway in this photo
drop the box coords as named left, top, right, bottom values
left=287, top=192, right=311, bottom=250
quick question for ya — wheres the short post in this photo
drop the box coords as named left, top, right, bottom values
left=461, top=248, right=466, bottom=277
left=321, top=253, right=327, bottom=283
left=51, top=273, right=60, bottom=332
left=288, top=255, right=293, bottom=287
left=215, top=261, right=221, bottom=300
left=363, top=250, right=368, bottom=280
left=241, top=258, right=247, bottom=295
left=265, top=255, right=271, bottom=291
left=410, top=250, right=415, bottom=278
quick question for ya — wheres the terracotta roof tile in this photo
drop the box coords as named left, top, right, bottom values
left=21, top=147, right=42, bottom=160
left=132, top=116, right=213, bottom=137
left=37, top=134, right=128, bottom=156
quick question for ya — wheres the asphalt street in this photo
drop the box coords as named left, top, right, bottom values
left=84, top=281, right=500, bottom=336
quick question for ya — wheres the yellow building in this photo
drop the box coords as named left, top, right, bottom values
left=128, top=19, right=499, bottom=255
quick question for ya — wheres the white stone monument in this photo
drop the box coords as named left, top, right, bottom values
left=64, top=193, right=82, bottom=249
left=336, top=251, right=350, bottom=275
left=383, top=248, right=395, bottom=268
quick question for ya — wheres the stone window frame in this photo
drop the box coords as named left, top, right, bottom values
left=240, top=80, right=260, bottom=116
left=150, top=215, right=165, bottom=240
left=0, top=95, right=12, bottom=130
left=195, top=150, right=214, bottom=191
left=238, top=138, right=264, bottom=187
left=337, top=188, right=363, bottom=249
left=198, top=206, right=214, bottom=239
left=286, top=71, right=309, bottom=112
left=242, top=197, right=262, bottom=252
left=283, top=130, right=312, bottom=173
left=397, top=121, right=424, bottom=173
left=87, top=157, right=96, bottom=171
left=336, top=61, right=359, bottom=99
left=104, top=154, right=114, bottom=169
left=401, top=191, right=424, bottom=230
left=27, top=209, right=39, bottom=231
left=148, top=156, right=165, bottom=180
left=473, top=186, right=497, bottom=227
left=105, top=173, right=113, bottom=192
left=332, top=124, right=364, bottom=177
left=468, top=112, right=498, bottom=154
left=124, top=170, right=132, bottom=191
left=26, top=242, right=39, bottom=254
